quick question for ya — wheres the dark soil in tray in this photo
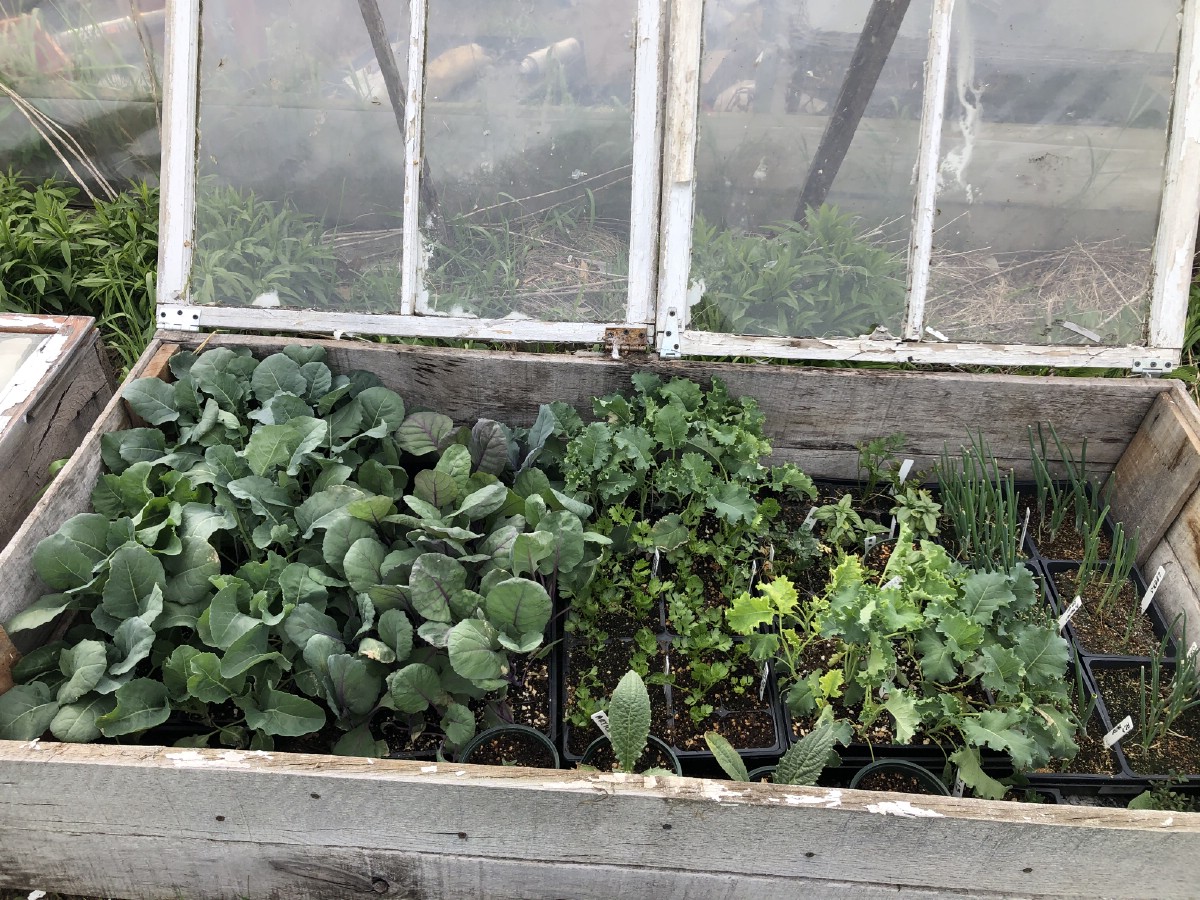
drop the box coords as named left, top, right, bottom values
left=1053, top=570, right=1159, bottom=656
left=1093, top=668, right=1200, bottom=776
left=670, top=654, right=778, bottom=751
left=1032, top=522, right=1111, bottom=561
left=464, top=730, right=557, bottom=768
left=583, top=738, right=677, bottom=773
left=1031, top=704, right=1122, bottom=777
left=565, top=640, right=674, bottom=756
left=853, top=769, right=938, bottom=794
left=500, top=656, right=553, bottom=735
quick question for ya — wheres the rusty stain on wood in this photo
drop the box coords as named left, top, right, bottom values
left=0, top=624, right=19, bottom=695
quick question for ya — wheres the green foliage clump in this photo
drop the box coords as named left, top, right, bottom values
left=689, top=205, right=905, bottom=339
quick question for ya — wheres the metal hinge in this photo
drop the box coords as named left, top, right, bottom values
left=157, top=304, right=202, bottom=332
left=1131, top=357, right=1175, bottom=377
left=658, top=307, right=682, bottom=358
left=602, top=326, right=651, bottom=360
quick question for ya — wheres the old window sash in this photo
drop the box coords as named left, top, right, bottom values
left=157, top=0, right=664, bottom=344
left=655, top=0, right=1200, bottom=369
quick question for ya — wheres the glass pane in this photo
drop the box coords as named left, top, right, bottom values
left=192, top=0, right=410, bottom=310
left=0, top=1, right=163, bottom=186
left=688, top=0, right=929, bottom=340
left=925, top=0, right=1180, bottom=346
left=418, top=0, right=636, bottom=322
left=0, top=332, right=47, bottom=395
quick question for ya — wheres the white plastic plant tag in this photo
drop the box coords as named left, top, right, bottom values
left=1020, top=507, right=1031, bottom=550
left=651, top=547, right=660, bottom=579
left=1188, top=642, right=1198, bottom=661
left=1061, top=321, right=1102, bottom=343
left=864, top=534, right=879, bottom=552
left=952, top=770, right=966, bottom=798
left=749, top=559, right=757, bottom=586
left=925, top=326, right=949, bottom=342
left=590, top=710, right=611, bottom=738
left=888, top=516, right=897, bottom=538
left=882, top=576, right=902, bottom=591
left=802, top=507, right=818, bottom=530
left=897, top=459, right=914, bottom=485
left=759, top=662, right=770, bottom=702
left=1058, top=596, right=1083, bottom=632
left=1103, top=716, right=1134, bottom=749
left=1140, top=565, right=1166, bottom=614
left=664, top=655, right=671, bottom=677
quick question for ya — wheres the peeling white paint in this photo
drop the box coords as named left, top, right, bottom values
left=455, top=770, right=466, bottom=777
left=1162, top=817, right=1174, bottom=827
left=164, top=750, right=271, bottom=769
left=701, top=781, right=748, bottom=803
left=642, top=775, right=658, bottom=789
left=783, top=790, right=842, bottom=809
left=25, top=738, right=41, bottom=750
left=420, top=765, right=438, bottom=774
left=866, top=800, right=945, bottom=818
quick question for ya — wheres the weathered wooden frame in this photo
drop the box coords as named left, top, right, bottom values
left=156, top=0, right=1200, bottom=366
left=2, top=334, right=1200, bottom=899
left=0, top=314, right=114, bottom=552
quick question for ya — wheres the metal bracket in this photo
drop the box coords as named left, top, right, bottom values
left=603, top=326, right=650, bottom=359
left=157, top=304, right=202, bottom=332
left=658, top=307, right=683, bottom=358
left=1131, top=357, right=1175, bottom=377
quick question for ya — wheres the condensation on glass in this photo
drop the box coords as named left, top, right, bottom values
left=193, top=0, right=412, bottom=310
left=0, top=332, right=47, bottom=395
left=687, top=0, right=931, bottom=341
left=0, top=0, right=163, bottom=188
left=924, top=0, right=1181, bottom=346
left=417, top=0, right=637, bottom=323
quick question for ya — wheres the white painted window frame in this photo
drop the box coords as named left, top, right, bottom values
left=157, top=0, right=664, bottom=345
left=655, top=0, right=1200, bottom=370
left=159, top=0, right=1199, bottom=369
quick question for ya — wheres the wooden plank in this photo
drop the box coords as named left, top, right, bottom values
left=1110, top=384, right=1200, bottom=567
left=181, top=333, right=1162, bottom=478
left=0, top=625, right=18, bottom=695
left=0, top=743, right=1197, bottom=900
left=1144, top=533, right=1200, bottom=650
left=0, top=326, right=115, bottom=549
left=0, top=339, right=164, bottom=634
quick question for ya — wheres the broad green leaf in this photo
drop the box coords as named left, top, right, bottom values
left=435, top=444, right=472, bottom=493
left=653, top=404, right=688, bottom=450
left=0, top=683, right=59, bottom=740
left=203, top=584, right=261, bottom=651
left=357, top=386, right=407, bottom=437
left=704, top=731, right=749, bottom=781
left=609, top=670, right=652, bottom=773
left=283, top=605, right=344, bottom=650
left=180, top=503, right=237, bottom=543
left=726, top=591, right=778, bottom=635
left=455, top=483, right=509, bottom=521
left=937, top=610, right=984, bottom=660
left=109, top=618, right=155, bottom=676
left=162, top=645, right=202, bottom=701
left=418, top=620, right=452, bottom=648
left=388, top=663, right=451, bottom=713
left=378, top=609, right=414, bottom=662
left=409, top=553, right=467, bottom=624
left=413, top=469, right=459, bottom=508
left=49, top=694, right=117, bottom=742
left=397, top=411, right=455, bottom=456
left=226, top=477, right=294, bottom=520
left=333, top=723, right=387, bottom=758
left=324, top=654, right=383, bottom=716
left=12, top=641, right=67, bottom=684
left=447, top=619, right=507, bottom=681
left=973, top=643, right=1025, bottom=697
left=510, top=531, right=556, bottom=578
left=250, top=353, right=307, bottom=403
left=4, top=593, right=73, bottom=634
left=960, top=572, right=1013, bottom=626
left=497, top=631, right=542, bottom=653
left=295, top=485, right=368, bottom=537
left=916, top=632, right=958, bottom=683
left=883, top=690, right=921, bottom=744
left=357, top=638, right=396, bottom=664
left=949, top=748, right=1008, bottom=800
left=484, top=578, right=551, bottom=638
left=355, top=459, right=395, bottom=498
left=279, top=563, right=333, bottom=606
left=346, top=496, right=397, bottom=525
left=165, top=537, right=220, bottom=605
left=300, top=360, right=332, bottom=400
left=285, top=417, right=329, bottom=475
left=776, top=722, right=840, bottom=786
left=100, top=428, right=168, bottom=473
left=101, top=545, right=166, bottom=620
left=344, top=537, right=388, bottom=593
left=186, top=652, right=244, bottom=703
left=240, top=686, right=326, bottom=737
left=707, top=482, right=757, bottom=525
left=961, top=709, right=1039, bottom=770
left=124, top=378, right=180, bottom=425
left=32, top=533, right=95, bottom=591
left=441, top=702, right=476, bottom=748
left=283, top=345, right=326, bottom=366
left=244, top=423, right=304, bottom=476
left=53, top=513, right=111, bottom=562
left=57, top=640, right=108, bottom=704
left=1011, top=623, right=1070, bottom=689
left=649, top=514, right=689, bottom=551
left=322, top=519, right=377, bottom=576
left=470, top=419, right=510, bottom=475
left=220, top=626, right=289, bottom=679
left=95, top=678, right=170, bottom=737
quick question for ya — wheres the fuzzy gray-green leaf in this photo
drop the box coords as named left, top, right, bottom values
left=608, top=670, right=652, bottom=773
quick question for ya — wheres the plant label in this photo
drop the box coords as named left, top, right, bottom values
left=1057, top=596, right=1082, bottom=632
left=651, top=547, right=660, bottom=579
left=1061, top=321, right=1102, bottom=344
left=888, top=516, right=897, bottom=538
left=590, top=710, right=611, bottom=738
left=864, top=535, right=879, bottom=552
left=1140, top=565, right=1166, bottom=614
left=897, top=459, right=914, bottom=485
left=802, top=507, right=818, bottom=531
left=882, top=576, right=902, bottom=592
left=749, top=559, right=758, bottom=586
left=1103, top=715, right=1133, bottom=749
left=1188, top=642, right=1198, bottom=661
left=1020, top=507, right=1030, bottom=550
left=925, top=326, right=949, bottom=342
left=759, top=661, right=769, bottom=702
left=952, top=770, right=965, bottom=798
